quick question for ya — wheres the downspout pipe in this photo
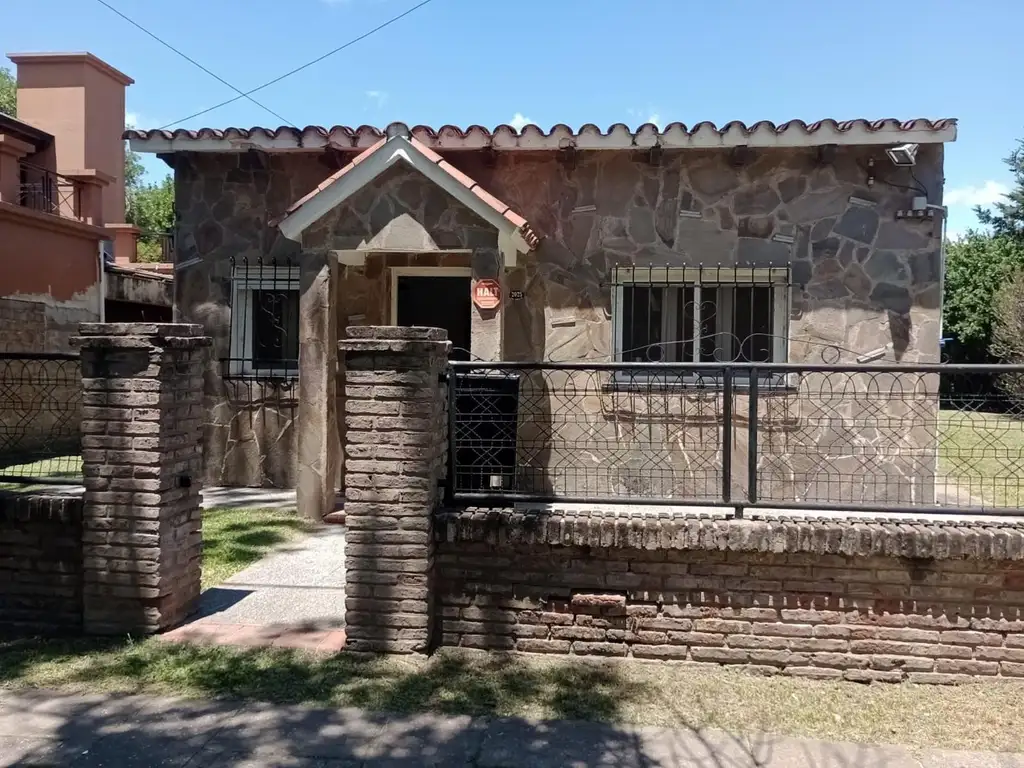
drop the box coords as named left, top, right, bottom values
left=98, top=240, right=107, bottom=323
left=928, top=204, right=948, bottom=341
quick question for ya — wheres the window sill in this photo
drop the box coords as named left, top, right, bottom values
left=223, top=361, right=299, bottom=380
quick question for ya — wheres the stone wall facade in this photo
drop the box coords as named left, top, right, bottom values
left=435, top=509, right=1024, bottom=683
left=174, top=145, right=944, bottom=496
left=0, top=492, right=83, bottom=634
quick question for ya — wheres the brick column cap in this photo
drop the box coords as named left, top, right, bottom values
left=339, top=325, right=450, bottom=355
left=72, top=323, right=212, bottom=350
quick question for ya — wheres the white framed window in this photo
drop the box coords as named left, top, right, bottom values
left=229, top=265, right=300, bottom=377
left=612, top=267, right=790, bottom=369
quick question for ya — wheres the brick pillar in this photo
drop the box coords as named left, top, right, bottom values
left=73, top=323, right=211, bottom=635
left=339, top=326, right=450, bottom=654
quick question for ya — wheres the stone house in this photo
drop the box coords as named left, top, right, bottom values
left=127, top=118, right=956, bottom=517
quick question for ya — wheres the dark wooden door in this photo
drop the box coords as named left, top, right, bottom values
left=395, top=275, right=472, bottom=361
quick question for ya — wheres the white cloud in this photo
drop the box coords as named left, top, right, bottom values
left=125, top=112, right=140, bottom=128
left=365, top=90, right=388, bottom=108
left=509, top=113, right=533, bottom=131
left=945, top=180, right=1010, bottom=207
left=627, top=107, right=662, bottom=130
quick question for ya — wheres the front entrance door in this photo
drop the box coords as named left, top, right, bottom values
left=394, top=271, right=472, bottom=361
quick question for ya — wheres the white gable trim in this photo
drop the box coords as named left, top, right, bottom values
left=277, top=135, right=527, bottom=266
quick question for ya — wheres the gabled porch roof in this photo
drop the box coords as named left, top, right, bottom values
left=275, top=129, right=540, bottom=263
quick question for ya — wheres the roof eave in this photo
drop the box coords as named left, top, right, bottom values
left=126, top=119, right=958, bottom=155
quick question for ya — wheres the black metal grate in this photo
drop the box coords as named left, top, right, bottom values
left=0, top=353, right=82, bottom=486
left=447, top=360, right=1024, bottom=515
left=610, top=266, right=790, bottom=365
left=223, top=255, right=300, bottom=378
left=18, top=163, right=81, bottom=219
left=217, top=255, right=300, bottom=489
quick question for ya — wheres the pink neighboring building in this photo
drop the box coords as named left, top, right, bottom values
left=0, top=51, right=170, bottom=353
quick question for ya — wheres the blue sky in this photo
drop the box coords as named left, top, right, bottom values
left=3, top=0, right=1020, bottom=238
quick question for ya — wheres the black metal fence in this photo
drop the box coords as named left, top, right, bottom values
left=18, top=163, right=81, bottom=219
left=446, top=361, right=1024, bottom=515
left=0, top=353, right=83, bottom=486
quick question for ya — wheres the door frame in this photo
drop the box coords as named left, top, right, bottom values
left=389, top=266, right=474, bottom=325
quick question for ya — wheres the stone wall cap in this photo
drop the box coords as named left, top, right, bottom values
left=339, top=337, right=452, bottom=356
left=73, top=335, right=213, bottom=350
left=346, top=326, right=448, bottom=342
left=436, top=507, right=1024, bottom=561
left=77, top=323, right=206, bottom=338
left=72, top=323, right=212, bottom=350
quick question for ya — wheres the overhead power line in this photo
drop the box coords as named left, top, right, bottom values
left=94, top=0, right=292, bottom=126
left=155, top=0, right=437, bottom=130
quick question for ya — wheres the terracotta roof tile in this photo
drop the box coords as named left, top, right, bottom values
left=405, top=136, right=537, bottom=246
left=123, top=118, right=958, bottom=151
left=275, top=135, right=540, bottom=249
left=274, top=136, right=386, bottom=222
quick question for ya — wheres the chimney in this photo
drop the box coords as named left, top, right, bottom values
left=7, top=52, right=133, bottom=224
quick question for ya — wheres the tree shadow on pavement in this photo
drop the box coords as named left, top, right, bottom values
left=0, top=640, right=960, bottom=767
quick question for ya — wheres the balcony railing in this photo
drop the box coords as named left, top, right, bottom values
left=136, top=231, right=174, bottom=264
left=17, top=163, right=81, bottom=220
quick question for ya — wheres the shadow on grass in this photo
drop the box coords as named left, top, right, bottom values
left=0, top=637, right=641, bottom=722
left=201, top=508, right=314, bottom=587
left=0, top=637, right=685, bottom=766
left=0, top=637, right=965, bottom=766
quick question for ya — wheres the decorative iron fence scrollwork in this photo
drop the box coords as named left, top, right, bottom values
left=446, top=360, right=1024, bottom=516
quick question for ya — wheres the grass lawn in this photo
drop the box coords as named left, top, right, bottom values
left=0, top=455, right=82, bottom=492
left=938, top=409, right=1024, bottom=508
left=0, top=642, right=1023, bottom=753
left=201, top=506, right=315, bottom=589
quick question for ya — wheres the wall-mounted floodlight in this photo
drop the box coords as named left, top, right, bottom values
left=885, top=143, right=918, bottom=167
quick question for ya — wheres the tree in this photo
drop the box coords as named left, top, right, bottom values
left=0, top=67, right=14, bottom=116
left=943, top=232, right=1024, bottom=360
left=126, top=174, right=174, bottom=262
left=990, top=268, right=1024, bottom=405
left=975, top=139, right=1024, bottom=240
left=124, top=145, right=145, bottom=191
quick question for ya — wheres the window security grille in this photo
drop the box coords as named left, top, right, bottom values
left=612, top=266, right=791, bottom=366
left=228, top=256, right=300, bottom=377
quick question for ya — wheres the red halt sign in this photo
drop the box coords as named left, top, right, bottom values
left=472, top=279, right=502, bottom=310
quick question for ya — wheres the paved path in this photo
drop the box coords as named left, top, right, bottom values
left=0, top=689, right=1020, bottom=767
left=159, top=526, right=346, bottom=653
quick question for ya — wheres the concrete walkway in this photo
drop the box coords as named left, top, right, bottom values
left=159, top=525, right=346, bottom=653
left=0, top=689, right=1020, bottom=767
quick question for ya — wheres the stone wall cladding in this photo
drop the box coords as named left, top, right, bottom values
left=0, top=492, right=83, bottom=634
left=340, top=326, right=451, bottom=653
left=436, top=509, right=1024, bottom=683
left=74, top=323, right=211, bottom=635
left=176, top=145, right=943, bottom=493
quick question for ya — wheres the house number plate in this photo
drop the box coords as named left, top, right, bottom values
left=509, top=290, right=525, bottom=300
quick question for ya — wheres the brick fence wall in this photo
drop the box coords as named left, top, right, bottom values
left=0, top=492, right=84, bottom=634
left=0, top=323, right=211, bottom=638
left=435, top=510, right=1024, bottom=684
